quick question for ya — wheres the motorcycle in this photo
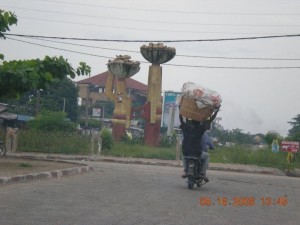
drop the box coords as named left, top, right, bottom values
left=185, top=156, right=206, bottom=189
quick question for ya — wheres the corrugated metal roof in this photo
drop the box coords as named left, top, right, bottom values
left=0, top=103, right=8, bottom=113
left=0, top=112, right=17, bottom=120
left=17, top=115, right=33, bottom=121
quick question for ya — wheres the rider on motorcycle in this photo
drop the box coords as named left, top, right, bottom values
left=198, top=123, right=214, bottom=182
left=180, top=106, right=220, bottom=182
left=179, top=116, right=205, bottom=177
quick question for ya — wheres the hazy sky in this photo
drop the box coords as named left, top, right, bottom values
left=1, top=0, right=300, bottom=136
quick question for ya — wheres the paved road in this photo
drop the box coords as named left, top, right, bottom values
left=0, top=161, right=299, bottom=225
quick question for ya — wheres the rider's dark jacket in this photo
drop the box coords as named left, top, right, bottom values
left=180, top=119, right=206, bottom=157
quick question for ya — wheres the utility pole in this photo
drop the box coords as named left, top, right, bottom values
left=84, top=84, right=90, bottom=127
left=102, top=105, right=105, bottom=118
left=167, top=105, right=175, bottom=136
left=63, top=98, right=66, bottom=113
left=35, top=90, right=40, bottom=115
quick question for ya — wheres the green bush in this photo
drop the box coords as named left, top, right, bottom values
left=101, top=128, right=113, bottom=151
left=264, top=131, right=282, bottom=146
left=27, top=110, right=76, bottom=132
left=18, top=129, right=90, bottom=154
left=159, top=133, right=177, bottom=148
left=78, top=118, right=101, bottom=128
left=120, top=133, right=144, bottom=145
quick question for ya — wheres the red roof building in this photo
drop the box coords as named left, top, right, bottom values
left=77, top=71, right=148, bottom=105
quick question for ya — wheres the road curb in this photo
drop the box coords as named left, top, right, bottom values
left=95, top=158, right=287, bottom=177
left=20, top=154, right=291, bottom=177
left=3, top=153, right=298, bottom=182
left=0, top=156, right=94, bottom=185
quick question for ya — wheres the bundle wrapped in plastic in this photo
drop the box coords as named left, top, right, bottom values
left=181, top=82, right=222, bottom=108
left=178, top=82, right=222, bottom=121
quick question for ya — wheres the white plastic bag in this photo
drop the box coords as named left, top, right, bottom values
left=181, top=82, right=222, bottom=109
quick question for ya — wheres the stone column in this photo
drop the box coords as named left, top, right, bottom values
left=140, top=43, right=176, bottom=146
left=106, top=55, right=140, bottom=141
left=6, top=127, right=18, bottom=152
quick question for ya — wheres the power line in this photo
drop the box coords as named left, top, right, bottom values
left=20, top=36, right=300, bottom=61
left=7, top=37, right=300, bottom=69
left=164, top=63, right=300, bottom=69
left=6, top=33, right=300, bottom=42
left=21, top=36, right=139, bottom=53
left=6, top=37, right=114, bottom=59
left=4, top=6, right=300, bottom=27
left=176, top=54, right=300, bottom=61
left=23, top=16, right=278, bottom=35
left=35, top=0, right=300, bottom=16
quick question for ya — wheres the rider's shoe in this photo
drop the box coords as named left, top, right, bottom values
left=200, top=174, right=209, bottom=183
left=181, top=171, right=187, bottom=178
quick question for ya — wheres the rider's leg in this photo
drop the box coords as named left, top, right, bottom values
left=200, top=151, right=209, bottom=182
left=182, top=155, right=188, bottom=178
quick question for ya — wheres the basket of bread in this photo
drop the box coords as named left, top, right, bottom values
left=178, top=82, right=222, bottom=122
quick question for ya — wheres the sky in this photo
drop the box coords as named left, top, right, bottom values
left=1, top=0, right=300, bottom=136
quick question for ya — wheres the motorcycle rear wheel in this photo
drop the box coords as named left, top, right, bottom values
left=188, top=177, right=194, bottom=189
left=197, top=182, right=201, bottom=187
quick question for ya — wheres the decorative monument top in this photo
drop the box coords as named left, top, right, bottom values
left=140, top=43, right=176, bottom=65
left=107, top=55, right=140, bottom=79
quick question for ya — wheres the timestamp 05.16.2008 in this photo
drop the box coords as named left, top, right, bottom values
left=199, top=196, right=288, bottom=207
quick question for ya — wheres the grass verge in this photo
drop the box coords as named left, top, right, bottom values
left=209, top=146, right=299, bottom=170
left=104, top=143, right=299, bottom=170
left=16, top=130, right=299, bottom=170
left=102, top=142, right=176, bottom=160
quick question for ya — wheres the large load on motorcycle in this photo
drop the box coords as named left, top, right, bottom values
left=178, top=82, right=222, bottom=122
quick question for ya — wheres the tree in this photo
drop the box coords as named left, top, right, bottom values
left=0, top=9, right=17, bottom=39
left=39, top=77, right=79, bottom=121
left=265, top=131, right=281, bottom=146
left=210, top=123, right=232, bottom=143
left=0, top=9, right=18, bottom=59
left=1, top=10, right=91, bottom=99
left=5, top=77, right=80, bottom=121
left=0, top=56, right=91, bottom=99
left=45, top=78, right=78, bottom=121
left=210, top=124, right=253, bottom=145
left=4, top=91, right=37, bottom=116
left=287, top=114, right=300, bottom=141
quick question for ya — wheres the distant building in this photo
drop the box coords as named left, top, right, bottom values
left=77, top=71, right=147, bottom=106
left=76, top=71, right=148, bottom=117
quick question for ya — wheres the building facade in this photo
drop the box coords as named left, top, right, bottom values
left=77, top=71, right=148, bottom=118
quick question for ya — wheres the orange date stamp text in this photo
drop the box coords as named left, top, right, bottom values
left=199, top=196, right=288, bottom=207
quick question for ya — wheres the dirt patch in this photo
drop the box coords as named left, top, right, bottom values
left=0, top=157, right=77, bottom=177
